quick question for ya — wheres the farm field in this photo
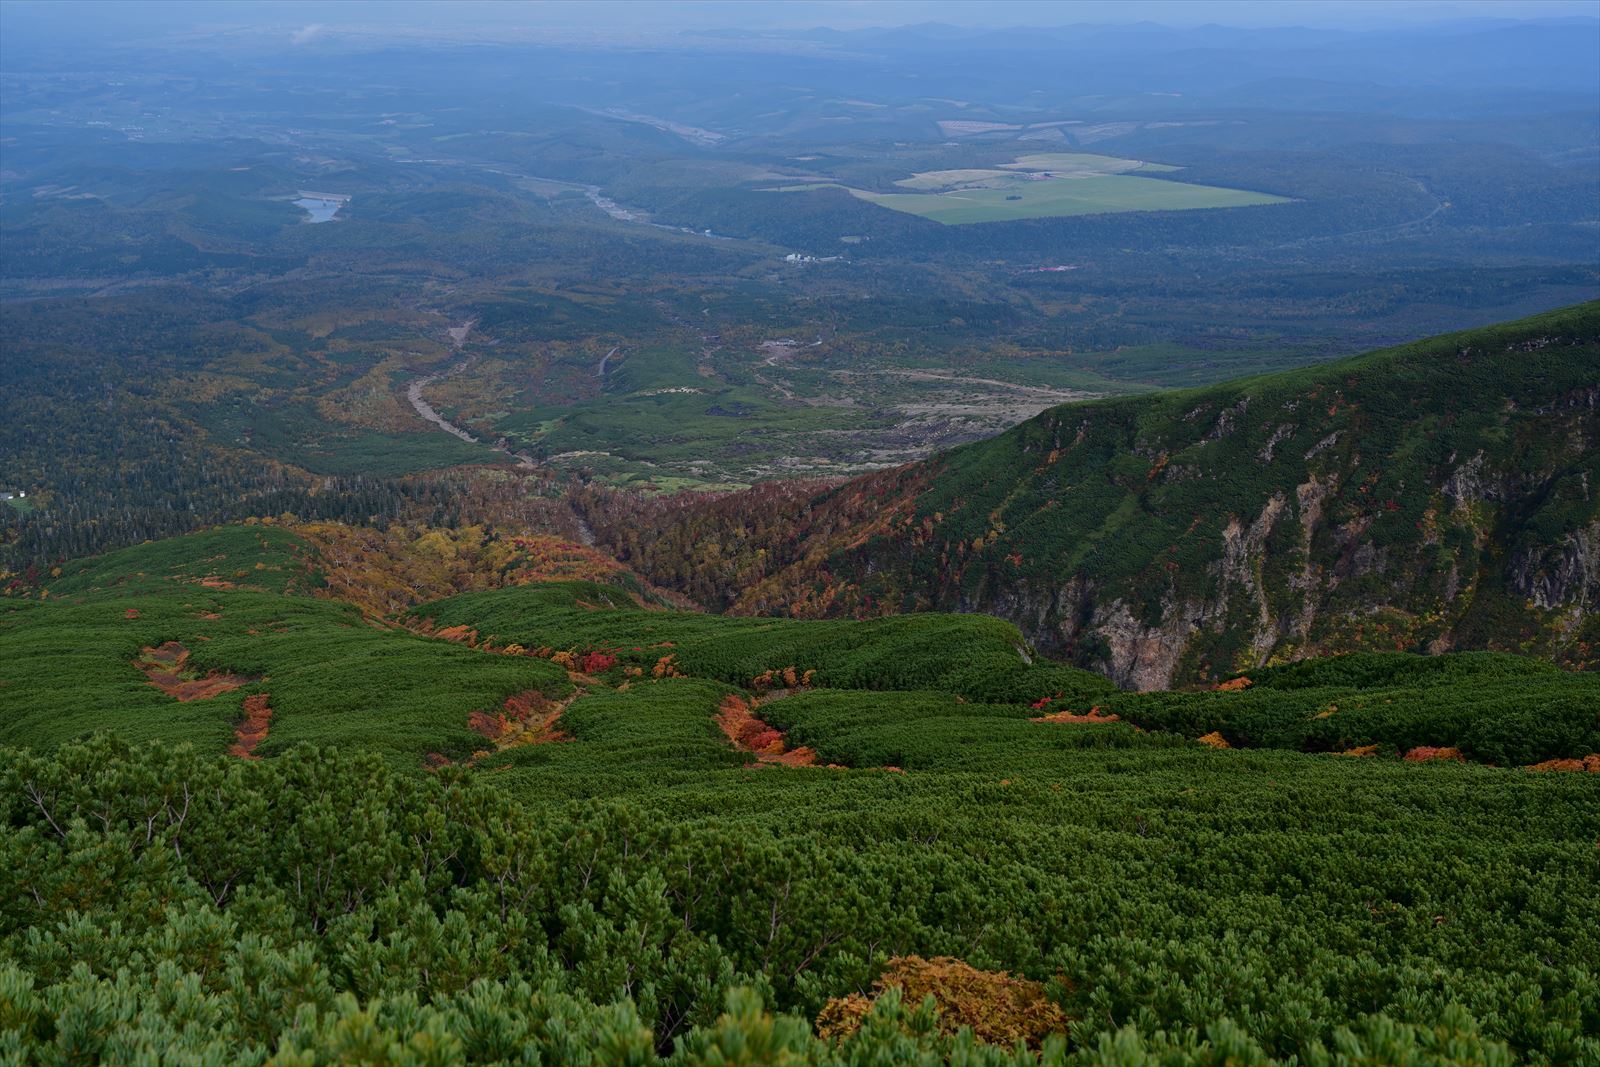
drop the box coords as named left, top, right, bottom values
left=852, top=174, right=1289, bottom=223
left=770, top=152, right=1288, bottom=224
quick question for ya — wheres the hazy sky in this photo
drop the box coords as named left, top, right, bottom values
left=5, top=0, right=1598, bottom=43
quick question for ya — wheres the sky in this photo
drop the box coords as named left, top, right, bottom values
left=4, top=0, right=1597, bottom=44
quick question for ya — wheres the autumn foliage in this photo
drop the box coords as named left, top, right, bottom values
left=228, top=694, right=273, bottom=759
left=1031, top=705, right=1120, bottom=725
left=295, top=521, right=671, bottom=618
left=135, top=642, right=259, bottom=702
left=716, top=694, right=819, bottom=767
left=1524, top=754, right=1600, bottom=773
left=1403, top=746, right=1465, bottom=763
left=454, top=688, right=572, bottom=767
left=816, top=956, right=1069, bottom=1048
left=751, top=665, right=815, bottom=691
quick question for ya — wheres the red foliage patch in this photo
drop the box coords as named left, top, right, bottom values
left=578, top=650, right=618, bottom=674
left=716, top=694, right=823, bottom=768
left=465, top=689, right=570, bottom=749
left=229, top=694, right=272, bottom=759
left=123, top=608, right=141, bottom=620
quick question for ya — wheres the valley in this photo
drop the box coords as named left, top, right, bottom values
left=1, top=6, right=1597, bottom=1064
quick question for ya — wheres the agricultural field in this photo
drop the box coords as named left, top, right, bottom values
left=769, top=152, right=1289, bottom=225
left=2, top=527, right=1597, bottom=1063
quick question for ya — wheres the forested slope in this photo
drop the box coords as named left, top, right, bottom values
left=591, top=303, right=1600, bottom=688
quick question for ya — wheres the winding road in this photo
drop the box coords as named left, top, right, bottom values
left=405, top=320, right=598, bottom=547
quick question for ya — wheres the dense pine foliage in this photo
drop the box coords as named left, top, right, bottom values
left=3, top=528, right=1597, bottom=1062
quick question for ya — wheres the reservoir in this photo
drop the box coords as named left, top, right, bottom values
left=294, top=190, right=348, bottom=223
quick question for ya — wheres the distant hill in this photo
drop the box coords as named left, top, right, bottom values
left=593, top=303, right=1600, bottom=688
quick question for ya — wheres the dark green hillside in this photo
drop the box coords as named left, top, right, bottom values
left=718, top=303, right=1600, bottom=688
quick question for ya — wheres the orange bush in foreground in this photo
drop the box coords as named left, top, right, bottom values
left=816, top=955, right=1068, bottom=1048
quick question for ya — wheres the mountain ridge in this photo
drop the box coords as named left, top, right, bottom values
left=584, top=302, right=1600, bottom=688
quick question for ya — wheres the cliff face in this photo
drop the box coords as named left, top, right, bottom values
left=730, top=304, right=1600, bottom=688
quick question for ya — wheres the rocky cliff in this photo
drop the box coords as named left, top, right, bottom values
left=716, top=304, right=1599, bottom=688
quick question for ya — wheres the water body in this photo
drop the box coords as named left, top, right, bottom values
left=294, top=194, right=345, bottom=223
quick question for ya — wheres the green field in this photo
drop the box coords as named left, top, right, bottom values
left=852, top=174, right=1289, bottom=224
left=769, top=152, right=1288, bottom=224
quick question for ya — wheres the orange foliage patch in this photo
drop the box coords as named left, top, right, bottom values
left=816, top=956, right=1069, bottom=1049
left=136, top=642, right=260, bottom=702
left=229, top=694, right=273, bottom=759
left=1196, top=731, right=1231, bottom=749
left=1214, top=676, right=1253, bottom=692
left=1331, top=744, right=1380, bottom=757
left=1525, top=753, right=1600, bottom=774
left=1030, top=710, right=1120, bottom=726
left=716, top=694, right=823, bottom=768
left=295, top=522, right=685, bottom=618
left=1403, top=746, right=1465, bottom=763
left=432, top=624, right=479, bottom=645
left=751, top=665, right=815, bottom=691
